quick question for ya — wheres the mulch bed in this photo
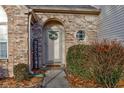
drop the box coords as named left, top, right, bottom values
left=0, top=77, right=43, bottom=88
left=66, top=73, right=124, bottom=88
left=117, top=80, right=124, bottom=88
left=66, top=74, right=101, bottom=88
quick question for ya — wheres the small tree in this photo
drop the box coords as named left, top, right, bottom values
left=88, top=40, right=124, bottom=87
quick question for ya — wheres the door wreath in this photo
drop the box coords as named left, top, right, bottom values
left=48, top=31, right=58, bottom=40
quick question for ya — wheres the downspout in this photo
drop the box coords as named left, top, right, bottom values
left=28, top=9, right=32, bottom=73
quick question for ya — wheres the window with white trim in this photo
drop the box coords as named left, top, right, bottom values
left=0, top=6, right=8, bottom=59
left=76, top=30, right=85, bottom=41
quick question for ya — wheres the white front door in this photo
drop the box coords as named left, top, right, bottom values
left=43, top=21, right=65, bottom=65
left=47, top=30, right=62, bottom=64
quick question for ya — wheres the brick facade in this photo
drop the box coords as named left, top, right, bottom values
left=0, top=6, right=29, bottom=77
left=0, top=5, right=99, bottom=77
left=36, top=12, right=99, bottom=48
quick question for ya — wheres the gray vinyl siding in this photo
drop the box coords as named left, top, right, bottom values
left=98, top=5, right=124, bottom=43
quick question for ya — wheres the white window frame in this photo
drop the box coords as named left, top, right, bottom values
left=0, top=5, right=8, bottom=60
left=0, top=22, right=8, bottom=59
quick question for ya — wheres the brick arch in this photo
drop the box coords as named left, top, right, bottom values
left=2, top=5, right=28, bottom=15
left=42, top=18, right=65, bottom=30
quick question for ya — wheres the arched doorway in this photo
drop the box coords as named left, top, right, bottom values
left=43, top=19, right=65, bottom=66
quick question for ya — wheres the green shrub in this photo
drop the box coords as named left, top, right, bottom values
left=14, top=63, right=31, bottom=81
left=66, top=44, right=92, bottom=80
left=89, top=40, right=124, bottom=87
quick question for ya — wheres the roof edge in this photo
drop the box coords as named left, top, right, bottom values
left=33, top=8, right=100, bottom=15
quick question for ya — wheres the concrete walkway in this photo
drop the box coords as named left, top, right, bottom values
left=42, top=69, right=69, bottom=88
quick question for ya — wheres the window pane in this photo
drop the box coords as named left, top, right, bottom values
left=0, top=25, right=7, bottom=42
left=0, top=6, right=7, bottom=22
left=0, top=6, right=8, bottom=59
left=76, top=30, right=85, bottom=41
left=0, top=42, right=7, bottom=58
